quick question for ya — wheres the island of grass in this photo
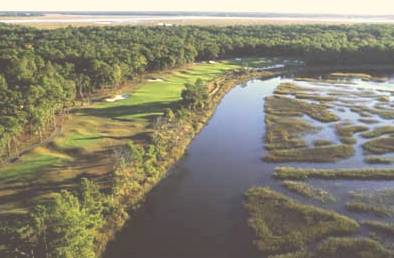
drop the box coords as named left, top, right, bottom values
left=265, top=94, right=339, bottom=123
left=312, top=237, right=394, bottom=258
left=328, top=72, right=373, bottom=81
left=362, top=126, right=394, bottom=138
left=265, top=114, right=316, bottom=150
left=265, top=144, right=354, bottom=163
left=363, top=137, right=394, bottom=154
left=335, top=123, right=369, bottom=144
left=264, top=84, right=353, bottom=163
left=268, top=237, right=394, bottom=258
left=282, top=181, right=335, bottom=203
left=362, top=221, right=394, bottom=237
left=358, top=118, right=380, bottom=124
left=274, top=166, right=394, bottom=180
left=244, top=187, right=359, bottom=256
left=346, top=189, right=394, bottom=217
left=365, top=156, right=394, bottom=164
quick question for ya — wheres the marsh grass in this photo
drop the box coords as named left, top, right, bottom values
left=346, top=189, right=394, bottom=217
left=265, top=114, right=316, bottom=150
left=314, top=237, right=394, bottom=258
left=244, top=187, right=359, bottom=256
left=371, top=107, right=394, bottom=120
left=267, top=237, right=394, bottom=258
left=263, top=82, right=355, bottom=162
left=282, top=181, right=335, bottom=203
left=265, top=144, right=354, bottom=163
left=362, top=221, right=394, bottom=237
left=363, top=137, right=394, bottom=154
left=346, top=202, right=392, bottom=217
left=362, top=126, right=394, bottom=138
left=335, top=123, right=368, bottom=144
left=274, top=166, right=394, bottom=180
left=266, top=95, right=338, bottom=123
left=295, top=93, right=337, bottom=102
left=358, top=118, right=380, bottom=124
left=329, top=72, right=373, bottom=80
left=313, top=139, right=333, bottom=147
left=365, top=156, right=394, bottom=164
left=377, top=96, right=390, bottom=102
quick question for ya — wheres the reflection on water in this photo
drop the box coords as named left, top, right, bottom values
left=105, top=74, right=394, bottom=258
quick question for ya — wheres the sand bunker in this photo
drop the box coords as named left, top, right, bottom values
left=148, top=78, right=164, bottom=82
left=105, top=94, right=129, bottom=102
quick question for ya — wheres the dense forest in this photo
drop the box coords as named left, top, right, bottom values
left=2, top=24, right=394, bottom=159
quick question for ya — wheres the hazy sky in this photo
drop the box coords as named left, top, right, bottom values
left=2, top=0, right=394, bottom=15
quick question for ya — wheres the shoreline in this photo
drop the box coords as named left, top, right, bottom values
left=96, top=69, right=277, bottom=256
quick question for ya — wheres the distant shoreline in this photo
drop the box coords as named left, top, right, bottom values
left=2, top=13, right=394, bottom=26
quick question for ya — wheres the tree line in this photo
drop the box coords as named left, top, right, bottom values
left=2, top=24, right=394, bottom=158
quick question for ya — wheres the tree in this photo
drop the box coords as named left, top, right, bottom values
left=181, top=79, right=209, bottom=111
left=9, top=179, right=106, bottom=258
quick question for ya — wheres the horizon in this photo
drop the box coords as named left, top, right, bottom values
left=1, top=0, right=394, bottom=16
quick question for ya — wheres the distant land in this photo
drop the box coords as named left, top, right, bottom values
left=2, top=11, right=394, bottom=27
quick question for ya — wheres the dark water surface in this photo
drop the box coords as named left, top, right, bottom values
left=105, top=74, right=394, bottom=258
left=104, top=78, right=280, bottom=258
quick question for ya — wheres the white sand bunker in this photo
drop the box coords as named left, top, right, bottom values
left=105, top=94, right=129, bottom=102
left=148, top=78, right=164, bottom=82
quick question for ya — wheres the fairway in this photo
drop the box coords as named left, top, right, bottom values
left=0, top=61, right=239, bottom=215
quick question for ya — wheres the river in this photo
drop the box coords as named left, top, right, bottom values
left=105, top=72, right=394, bottom=258
left=104, top=78, right=280, bottom=258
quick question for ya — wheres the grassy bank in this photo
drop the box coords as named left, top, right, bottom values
left=94, top=69, right=276, bottom=255
left=0, top=61, right=243, bottom=215
left=1, top=60, right=276, bottom=256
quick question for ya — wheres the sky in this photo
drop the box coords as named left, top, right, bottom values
left=2, top=0, right=394, bottom=15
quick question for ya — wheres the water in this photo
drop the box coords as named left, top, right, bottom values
left=105, top=75, right=394, bottom=258
left=105, top=78, right=279, bottom=258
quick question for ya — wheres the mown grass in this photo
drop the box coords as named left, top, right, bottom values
left=244, top=187, right=359, bottom=256
left=265, top=144, right=354, bottom=163
left=282, top=181, right=335, bottom=203
left=0, top=147, right=72, bottom=185
left=363, top=137, right=394, bottom=154
left=274, top=166, right=394, bottom=180
left=0, top=61, right=241, bottom=214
